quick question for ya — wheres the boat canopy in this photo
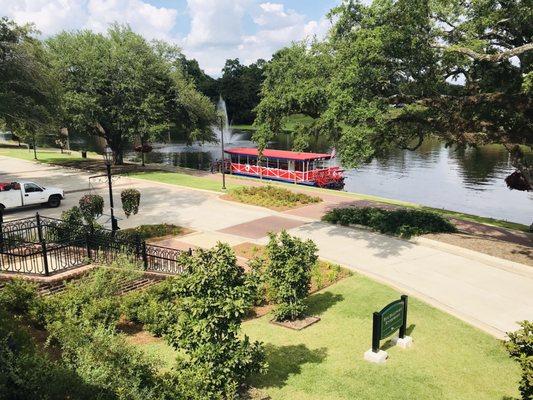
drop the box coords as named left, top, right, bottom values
left=224, top=147, right=332, bottom=161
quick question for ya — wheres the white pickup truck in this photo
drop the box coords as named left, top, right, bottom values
left=0, top=181, right=65, bottom=211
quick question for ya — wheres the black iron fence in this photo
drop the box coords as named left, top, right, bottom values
left=0, top=214, right=188, bottom=276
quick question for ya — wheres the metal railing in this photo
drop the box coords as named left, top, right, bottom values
left=0, top=213, right=189, bottom=276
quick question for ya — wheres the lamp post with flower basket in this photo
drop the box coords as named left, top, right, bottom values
left=103, top=146, right=119, bottom=232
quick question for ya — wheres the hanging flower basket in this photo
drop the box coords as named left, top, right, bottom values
left=134, top=144, right=153, bottom=153
left=79, top=194, right=104, bottom=223
left=121, top=189, right=141, bottom=218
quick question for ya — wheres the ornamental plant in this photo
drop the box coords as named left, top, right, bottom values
left=166, top=244, right=267, bottom=399
left=78, top=194, right=104, bottom=225
left=506, top=321, right=533, bottom=400
left=121, top=189, right=141, bottom=218
left=266, top=231, right=318, bottom=321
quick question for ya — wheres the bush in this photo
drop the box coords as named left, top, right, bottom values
left=0, top=310, right=96, bottom=400
left=121, top=224, right=183, bottom=241
left=166, top=244, right=267, bottom=399
left=121, top=278, right=180, bottom=337
left=0, top=279, right=38, bottom=315
left=322, top=207, right=457, bottom=238
left=266, top=231, right=318, bottom=321
left=506, top=321, right=533, bottom=400
left=121, top=189, right=141, bottom=218
left=79, top=194, right=104, bottom=225
left=229, top=185, right=321, bottom=209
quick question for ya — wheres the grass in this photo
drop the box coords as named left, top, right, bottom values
left=0, top=146, right=99, bottom=164
left=134, top=275, right=520, bottom=400
left=121, top=224, right=187, bottom=240
left=129, top=171, right=243, bottom=193
left=227, top=185, right=321, bottom=210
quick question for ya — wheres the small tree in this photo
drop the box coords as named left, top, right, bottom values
left=121, top=189, right=141, bottom=218
left=78, top=195, right=104, bottom=225
left=166, top=244, right=266, bottom=399
left=506, top=321, right=533, bottom=400
left=266, top=231, right=318, bottom=321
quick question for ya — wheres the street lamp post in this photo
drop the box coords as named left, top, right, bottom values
left=219, top=115, right=226, bottom=190
left=103, top=146, right=119, bottom=232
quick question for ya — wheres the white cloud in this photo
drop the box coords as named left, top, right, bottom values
left=0, top=0, right=87, bottom=34
left=85, top=0, right=178, bottom=41
left=0, top=0, right=333, bottom=76
left=182, top=1, right=332, bottom=75
left=0, top=0, right=178, bottom=40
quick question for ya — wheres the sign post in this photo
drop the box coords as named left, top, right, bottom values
left=364, top=295, right=412, bottom=364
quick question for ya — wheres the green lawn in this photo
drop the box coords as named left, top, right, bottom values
left=129, top=171, right=243, bottom=192
left=0, top=147, right=98, bottom=163
left=232, top=114, right=313, bottom=132
left=135, top=275, right=519, bottom=400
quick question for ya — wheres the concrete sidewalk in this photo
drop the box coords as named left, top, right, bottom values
left=2, top=156, right=532, bottom=338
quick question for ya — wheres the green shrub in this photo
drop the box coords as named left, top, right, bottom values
left=322, top=207, right=457, bottom=238
left=121, top=279, right=180, bottom=336
left=79, top=194, right=104, bottom=225
left=121, top=224, right=184, bottom=240
left=229, top=185, right=321, bottom=209
left=266, top=231, right=318, bottom=321
left=166, top=244, right=267, bottom=399
left=506, top=321, right=533, bottom=400
left=0, top=279, right=38, bottom=315
left=0, top=310, right=95, bottom=400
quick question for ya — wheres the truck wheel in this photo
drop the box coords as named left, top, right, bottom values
left=47, top=195, right=61, bottom=208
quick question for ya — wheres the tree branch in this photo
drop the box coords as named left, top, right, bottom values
left=445, top=42, right=533, bottom=62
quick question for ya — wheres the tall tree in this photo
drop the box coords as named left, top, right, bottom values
left=219, top=58, right=266, bottom=125
left=47, top=25, right=216, bottom=164
left=0, top=18, right=60, bottom=151
left=255, top=0, right=532, bottom=190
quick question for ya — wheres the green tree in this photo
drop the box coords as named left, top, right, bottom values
left=255, top=0, right=532, bottom=189
left=166, top=244, right=266, bottom=399
left=219, top=58, right=266, bottom=125
left=46, top=25, right=216, bottom=164
left=266, top=231, right=318, bottom=321
left=0, top=18, right=60, bottom=157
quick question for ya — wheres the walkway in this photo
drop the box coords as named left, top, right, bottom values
left=1, top=156, right=533, bottom=338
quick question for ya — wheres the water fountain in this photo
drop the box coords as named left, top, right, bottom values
left=216, top=96, right=232, bottom=144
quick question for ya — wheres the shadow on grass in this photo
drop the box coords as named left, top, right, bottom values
left=381, top=324, right=416, bottom=351
left=306, top=292, right=344, bottom=316
left=252, top=344, right=327, bottom=389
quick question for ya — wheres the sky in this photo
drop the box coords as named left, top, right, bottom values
left=0, top=0, right=340, bottom=76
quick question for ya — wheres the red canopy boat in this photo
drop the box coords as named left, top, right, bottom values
left=224, top=147, right=344, bottom=189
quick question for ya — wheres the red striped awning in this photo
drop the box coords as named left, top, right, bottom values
left=224, top=147, right=331, bottom=161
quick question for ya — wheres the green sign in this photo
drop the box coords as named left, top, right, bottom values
left=371, top=295, right=408, bottom=353
left=380, top=301, right=404, bottom=339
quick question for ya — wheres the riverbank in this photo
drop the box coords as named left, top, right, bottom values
left=1, top=146, right=531, bottom=237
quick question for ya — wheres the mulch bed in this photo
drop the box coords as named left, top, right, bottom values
left=270, top=316, right=321, bottom=330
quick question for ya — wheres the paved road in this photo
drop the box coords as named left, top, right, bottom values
left=2, top=156, right=532, bottom=338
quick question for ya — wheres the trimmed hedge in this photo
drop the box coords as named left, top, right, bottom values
left=322, top=207, right=457, bottom=238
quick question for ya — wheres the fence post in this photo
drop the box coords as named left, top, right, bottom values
left=36, top=213, right=49, bottom=276
left=141, top=241, right=148, bottom=270
left=0, top=206, right=4, bottom=253
left=188, top=247, right=192, bottom=256
left=85, top=230, right=92, bottom=261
